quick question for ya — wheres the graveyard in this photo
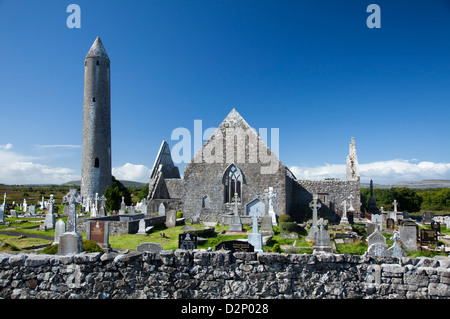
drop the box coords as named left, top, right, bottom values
left=0, top=185, right=448, bottom=258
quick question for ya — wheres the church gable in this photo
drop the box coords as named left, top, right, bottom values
left=189, top=108, right=282, bottom=175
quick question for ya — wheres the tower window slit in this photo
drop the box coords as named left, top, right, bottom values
left=94, top=158, right=99, bottom=168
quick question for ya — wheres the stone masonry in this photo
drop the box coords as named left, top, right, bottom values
left=0, top=251, right=448, bottom=299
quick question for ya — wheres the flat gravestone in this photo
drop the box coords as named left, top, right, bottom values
left=399, top=225, right=417, bottom=251
left=87, top=221, right=110, bottom=249
left=165, top=210, right=177, bottom=228
left=421, top=211, right=434, bottom=224
left=136, top=242, right=163, bottom=256
left=179, top=233, right=198, bottom=250
left=430, top=221, right=441, bottom=232
left=420, top=229, right=438, bottom=244
left=158, top=203, right=166, bottom=216
left=215, top=240, right=254, bottom=253
left=386, top=218, right=395, bottom=230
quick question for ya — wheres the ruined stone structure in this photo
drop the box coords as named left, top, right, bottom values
left=147, top=108, right=361, bottom=223
left=81, top=37, right=112, bottom=199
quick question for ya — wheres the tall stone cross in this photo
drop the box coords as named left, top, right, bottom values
left=393, top=200, right=398, bottom=213
left=341, top=200, right=347, bottom=214
left=48, top=194, right=55, bottom=213
left=3, top=193, right=6, bottom=206
left=348, top=193, right=355, bottom=212
left=63, top=189, right=82, bottom=233
left=309, top=194, right=321, bottom=227
left=232, top=192, right=240, bottom=216
left=249, top=207, right=263, bottom=234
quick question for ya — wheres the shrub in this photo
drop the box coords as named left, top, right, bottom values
left=272, top=243, right=281, bottom=253
left=83, top=240, right=104, bottom=253
left=176, top=211, right=183, bottom=219
left=280, top=222, right=298, bottom=233
left=278, top=214, right=292, bottom=223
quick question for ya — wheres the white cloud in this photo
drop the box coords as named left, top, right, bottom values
left=112, top=163, right=150, bottom=183
left=0, top=143, right=13, bottom=150
left=0, top=146, right=79, bottom=185
left=290, top=159, right=450, bottom=184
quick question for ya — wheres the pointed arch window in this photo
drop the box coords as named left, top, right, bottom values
left=224, top=164, right=242, bottom=203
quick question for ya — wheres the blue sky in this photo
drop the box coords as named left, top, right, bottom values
left=0, top=0, right=450, bottom=185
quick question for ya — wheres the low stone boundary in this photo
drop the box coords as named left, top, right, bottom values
left=0, top=250, right=448, bottom=299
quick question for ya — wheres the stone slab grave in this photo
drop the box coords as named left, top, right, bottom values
left=136, top=242, right=163, bottom=256
left=215, top=240, right=254, bottom=253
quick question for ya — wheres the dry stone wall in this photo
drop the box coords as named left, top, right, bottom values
left=0, top=250, right=448, bottom=299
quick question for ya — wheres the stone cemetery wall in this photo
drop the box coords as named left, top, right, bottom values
left=0, top=251, right=448, bottom=299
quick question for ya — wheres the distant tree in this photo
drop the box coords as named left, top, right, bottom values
left=104, top=176, right=132, bottom=210
left=137, top=183, right=149, bottom=202
left=395, top=187, right=422, bottom=213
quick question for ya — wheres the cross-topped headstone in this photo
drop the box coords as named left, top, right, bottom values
left=309, top=194, right=321, bottom=227
left=307, top=194, right=321, bottom=240
left=62, top=189, right=82, bottom=233
left=58, top=189, right=83, bottom=255
left=229, top=192, right=243, bottom=232
left=249, top=207, right=263, bottom=234
left=393, top=200, right=398, bottom=213
left=266, top=187, right=278, bottom=225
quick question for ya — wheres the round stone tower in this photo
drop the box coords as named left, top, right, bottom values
left=81, top=36, right=112, bottom=199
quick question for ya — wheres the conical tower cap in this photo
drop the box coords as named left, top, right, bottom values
left=86, top=36, right=109, bottom=59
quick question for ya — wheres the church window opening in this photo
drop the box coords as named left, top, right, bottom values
left=96, top=60, right=99, bottom=65
left=92, top=97, right=96, bottom=102
left=224, top=165, right=242, bottom=203
left=94, top=157, right=99, bottom=168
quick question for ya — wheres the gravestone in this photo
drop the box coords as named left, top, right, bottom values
left=366, top=222, right=377, bottom=236
left=43, top=194, right=56, bottom=229
left=313, top=218, right=333, bottom=253
left=28, top=205, right=36, bottom=216
left=98, top=195, right=106, bottom=217
left=136, top=242, right=163, bottom=256
left=86, top=221, right=110, bottom=250
left=340, top=200, right=349, bottom=225
left=54, top=219, right=66, bottom=244
left=215, top=240, right=254, bottom=253
left=366, top=227, right=387, bottom=257
left=420, top=229, right=438, bottom=244
left=421, top=211, right=434, bottom=224
left=119, top=197, right=126, bottom=215
left=387, top=231, right=406, bottom=257
left=260, top=215, right=275, bottom=237
left=386, top=218, right=395, bottom=230
left=0, top=204, right=4, bottom=223
left=140, top=199, right=148, bottom=214
left=10, top=210, right=17, bottom=218
left=229, top=193, right=243, bottom=232
left=430, top=221, right=441, bottom=233
left=371, top=214, right=382, bottom=231
left=179, top=233, right=198, bottom=250
left=158, top=203, right=166, bottom=216
left=137, top=219, right=148, bottom=235
left=165, top=210, right=177, bottom=228
left=267, top=187, right=277, bottom=225
left=306, top=194, right=321, bottom=240
left=58, top=189, right=83, bottom=255
left=399, top=224, right=417, bottom=251
left=247, top=204, right=264, bottom=252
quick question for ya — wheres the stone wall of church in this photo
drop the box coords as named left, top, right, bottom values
left=289, top=180, right=361, bottom=221
left=182, top=162, right=289, bottom=223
